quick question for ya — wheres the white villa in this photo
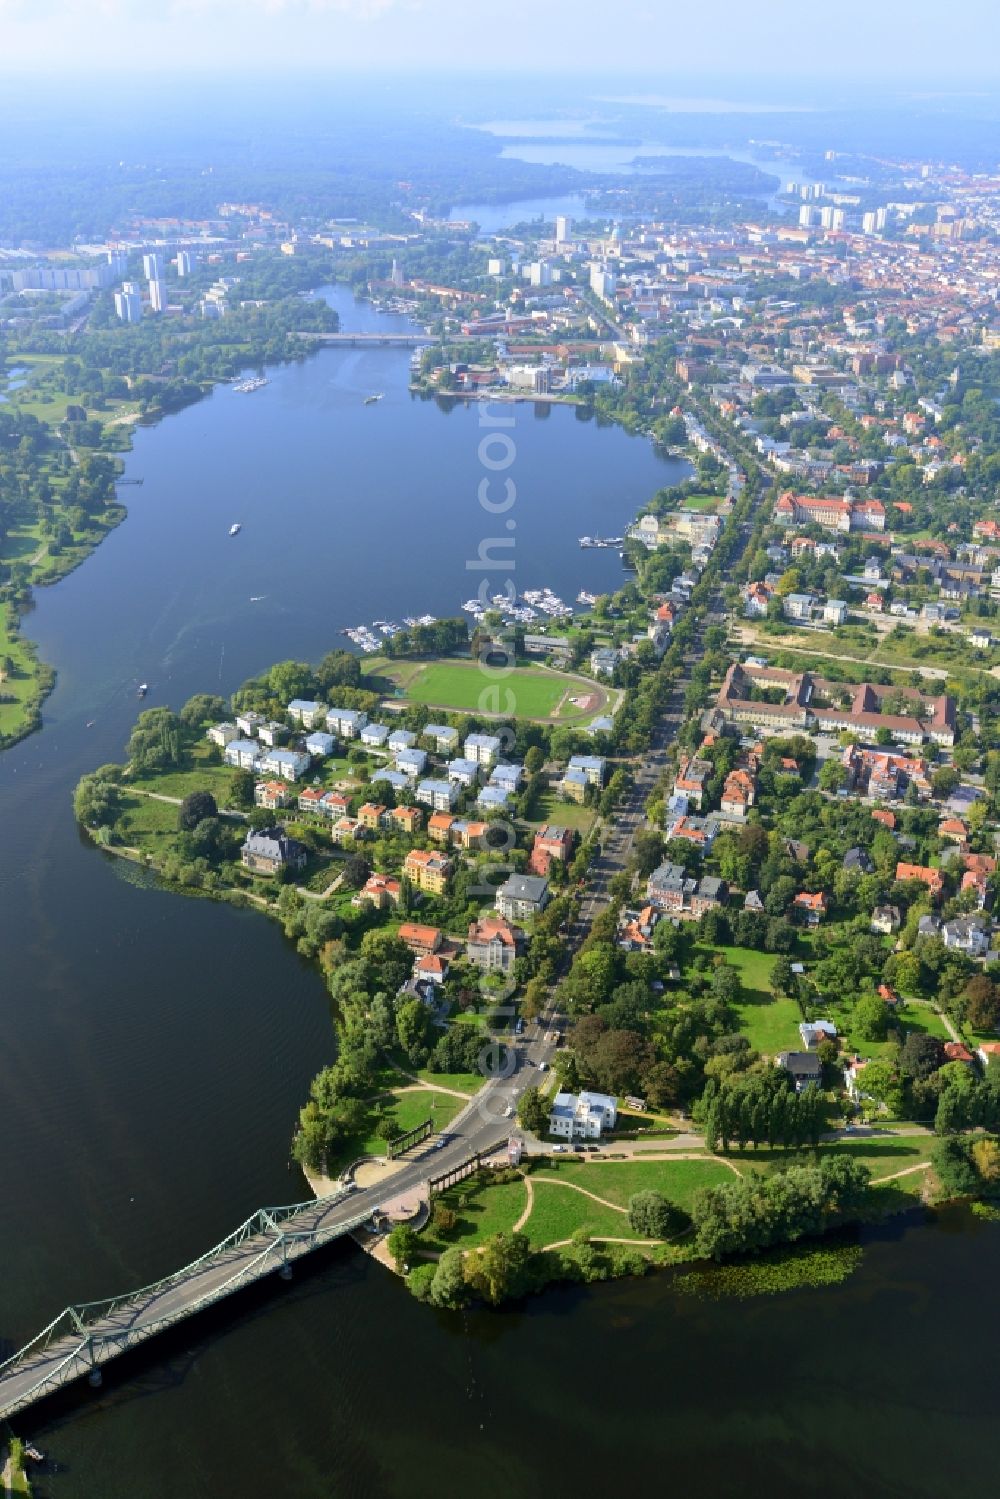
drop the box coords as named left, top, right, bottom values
left=548, top=1091, right=618, bottom=1140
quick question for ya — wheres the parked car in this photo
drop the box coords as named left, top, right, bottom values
left=552, top=1144, right=568, bottom=1153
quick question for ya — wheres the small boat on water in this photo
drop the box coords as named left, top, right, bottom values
left=137, top=683, right=148, bottom=698
left=364, top=393, right=384, bottom=405
left=229, top=523, right=242, bottom=536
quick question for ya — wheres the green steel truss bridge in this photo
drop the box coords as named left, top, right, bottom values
left=0, top=1190, right=374, bottom=1420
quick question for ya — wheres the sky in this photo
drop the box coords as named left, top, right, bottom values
left=0, top=0, right=997, bottom=78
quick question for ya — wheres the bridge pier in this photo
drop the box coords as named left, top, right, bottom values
left=279, top=1264, right=293, bottom=1281
left=88, top=1368, right=102, bottom=1388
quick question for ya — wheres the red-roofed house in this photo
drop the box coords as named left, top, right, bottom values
left=397, top=922, right=443, bottom=956
left=465, top=916, right=523, bottom=973
left=256, top=780, right=291, bottom=811
left=793, top=890, right=828, bottom=925
left=896, top=862, right=944, bottom=898
left=529, top=824, right=576, bottom=876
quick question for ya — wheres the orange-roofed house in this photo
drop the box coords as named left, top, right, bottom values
left=256, top=780, right=291, bottom=811
left=428, top=812, right=456, bottom=843
left=352, top=873, right=400, bottom=910
left=358, top=802, right=389, bottom=831
left=896, top=862, right=944, bottom=898
left=453, top=819, right=489, bottom=851
left=529, top=824, right=576, bottom=876
left=872, top=809, right=896, bottom=829
left=397, top=922, right=443, bottom=956
left=938, top=817, right=968, bottom=844
left=793, top=890, right=828, bottom=925
left=943, top=1041, right=974, bottom=1066
left=390, top=805, right=424, bottom=836
left=721, top=768, right=756, bottom=818
left=403, top=848, right=452, bottom=894
left=466, top=916, right=524, bottom=973
left=415, top=952, right=449, bottom=985
left=618, top=905, right=659, bottom=951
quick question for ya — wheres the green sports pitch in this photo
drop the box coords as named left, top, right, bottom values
left=368, top=658, right=610, bottom=723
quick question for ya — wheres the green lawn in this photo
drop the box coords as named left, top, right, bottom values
left=412, top=1065, right=482, bottom=1095
left=368, top=656, right=608, bottom=724
left=358, top=1089, right=464, bottom=1155
left=419, top=1172, right=529, bottom=1254
left=528, top=787, right=596, bottom=833
left=693, top=945, right=803, bottom=1056
left=534, top=1156, right=736, bottom=1213
left=523, top=1180, right=641, bottom=1248
left=729, top=1137, right=935, bottom=1182
left=829, top=999, right=952, bottom=1061
left=679, top=490, right=724, bottom=512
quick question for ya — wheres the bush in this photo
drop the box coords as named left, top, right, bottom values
left=430, top=1203, right=457, bottom=1236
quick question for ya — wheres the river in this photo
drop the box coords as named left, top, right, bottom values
left=453, top=117, right=858, bottom=227
left=3, top=288, right=996, bottom=1497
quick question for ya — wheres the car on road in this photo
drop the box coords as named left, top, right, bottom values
left=572, top=1144, right=586, bottom=1153
left=538, top=1061, right=548, bottom=1072
left=552, top=1144, right=568, bottom=1153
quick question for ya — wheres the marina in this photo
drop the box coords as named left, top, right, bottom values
left=233, top=376, right=268, bottom=394
left=579, top=535, right=624, bottom=548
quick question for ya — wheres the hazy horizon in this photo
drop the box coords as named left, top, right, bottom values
left=0, top=0, right=997, bottom=80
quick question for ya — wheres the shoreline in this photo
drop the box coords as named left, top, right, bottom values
left=0, top=328, right=333, bottom=760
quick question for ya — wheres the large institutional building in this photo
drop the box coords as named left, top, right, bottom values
left=773, top=491, right=886, bottom=533
left=710, top=661, right=955, bottom=746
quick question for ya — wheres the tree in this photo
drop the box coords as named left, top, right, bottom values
left=819, top=760, right=845, bottom=793
left=179, top=693, right=227, bottom=729
left=524, top=745, right=545, bottom=775
left=178, top=789, right=218, bottom=831
left=428, top=1247, right=469, bottom=1309
left=343, top=852, right=371, bottom=889
left=126, top=707, right=183, bottom=772
left=899, top=1031, right=945, bottom=1081
left=710, top=963, right=742, bottom=1006
left=971, top=1135, right=1000, bottom=1185
left=73, top=766, right=121, bottom=828
left=230, top=767, right=255, bottom=809
left=387, top=1223, right=420, bottom=1273
left=963, top=975, right=1000, bottom=1033
left=627, top=1191, right=685, bottom=1239
left=852, top=993, right=889, bottom=1043
left=462, top=1231, right=531, bottom=1305
left=517, top=1086, right=549, bottom=1136
left=770, top=955, right=795, bottom=999
left=931, top=1137, right=979, bottom=1196
left=396, top=997, right=432, bottom=1058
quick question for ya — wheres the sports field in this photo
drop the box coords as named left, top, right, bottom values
left=368, top=657, right=615, bottom=724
